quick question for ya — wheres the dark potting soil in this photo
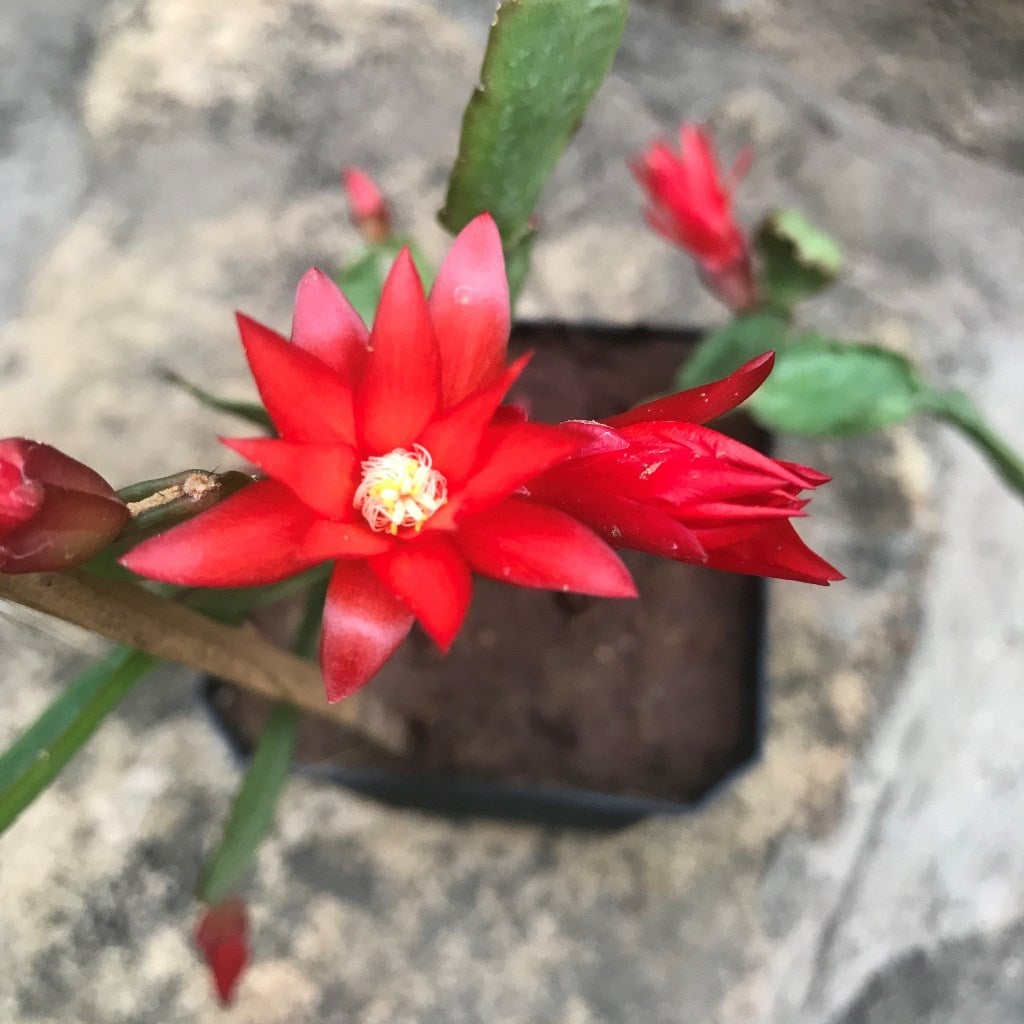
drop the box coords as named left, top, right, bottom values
left=211, top=324, right=764, bottom=803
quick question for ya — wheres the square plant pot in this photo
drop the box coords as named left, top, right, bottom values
left=205, top=322, right=768, bottom=828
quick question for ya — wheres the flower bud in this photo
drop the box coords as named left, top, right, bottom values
left=195, top=896, right=249, bottom=1006
left=0, top=439, right=129, bottom=574
left=342, top=166, right=391, bottom=243
left=632, top=123, right=757, bottom=312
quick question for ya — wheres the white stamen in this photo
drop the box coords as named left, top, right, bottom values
left=353, top=444, right=448, bottom=535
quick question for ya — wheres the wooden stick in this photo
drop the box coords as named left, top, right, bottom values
left=0, top=569, right=408, bottom=756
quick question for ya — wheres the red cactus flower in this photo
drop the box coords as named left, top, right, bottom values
left=342, top=166, right=391, bottom=243
left=632, top=123, right=756, bottom=310
left=122, top=215, right=636, bottom=700
left=195, top=896, right=249, bottom=1006
left=0, top=438, right=129, bottom=573
left=525, top=353, right=843, bottom=586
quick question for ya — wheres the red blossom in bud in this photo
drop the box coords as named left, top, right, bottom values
left=0, top=438, right=129, bottom=574
left=342, top=166, right=391, bottom=243
left=195, top=896, right=249, bottom=1006
left=122, top=214, right=636, bottom=701
left=632, top=123, right=757, bottom=311
left=526, top=354, right=843, bottom=586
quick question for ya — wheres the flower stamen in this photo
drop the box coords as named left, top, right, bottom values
left=353, top=444, right=448, bottom=535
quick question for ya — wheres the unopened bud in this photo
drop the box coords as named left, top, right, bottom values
left=195, top=896, right=249, bottom=1006
left=342, top=166, right=391, bottom=243
left=0, top=439, right=129, bottom=574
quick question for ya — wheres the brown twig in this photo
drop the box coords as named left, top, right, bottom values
left=0, top=569, right=409, bottom=757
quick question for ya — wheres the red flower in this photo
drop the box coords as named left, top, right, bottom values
left=122, top=215, right=636, bottom=700
left=525, top=353, right=843, bottom=586
left=342, top=166, right=391, bottom=243
left=195, top=896, right=249, bottom=1005
left=632, top=123, right=756, bottom=310
left=0, top=438, right=129, bottom=573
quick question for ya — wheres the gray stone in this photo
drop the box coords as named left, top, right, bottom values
left=2, top=1, right=1023, bottom=1022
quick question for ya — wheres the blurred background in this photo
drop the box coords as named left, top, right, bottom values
left=2, top=0, right=1023, bottom=1021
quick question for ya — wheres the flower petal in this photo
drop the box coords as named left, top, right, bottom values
left=429, top=213, right=511, bottom=407
left=17, top=440, right=123, bottom=499
left=604, top=352, right=775, bottom=428
left=416, top=354, right=531, bottom=485
left=369, top=535, right=471, bottom=651
left=698, top=519, right=844, bottom=584
left=291, top=268, right=371, bottom=385
left=320, top=559, right=415, bottom=701
left=220, top=437, right=359, bottom=520
left=1, top=488, right=129, bottom=573
left=357, top=249, right=440, bottom=453
left=236, top=314, right=356, bottom=443
left=529, top=487, right=706, bottom=563
left=120, top=480, right=317, bottom=586
left=456, top=497, right=637, bottom=598
left=298, top=520, right=392, bottom=562
left=453, top=422, right=582, bottom=519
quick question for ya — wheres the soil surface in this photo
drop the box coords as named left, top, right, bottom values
left=212, top=324, right=765, bottom=803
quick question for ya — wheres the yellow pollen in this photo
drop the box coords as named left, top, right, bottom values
left=353, top=444, right=448, bottom=535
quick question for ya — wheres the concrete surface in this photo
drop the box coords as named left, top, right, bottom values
left=1, top=0, right=1023, bottom=1021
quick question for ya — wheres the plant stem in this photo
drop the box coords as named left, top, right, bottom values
left=929, top=390, right=1024, bottom=498
left=0, top=569, right=409, bottom=756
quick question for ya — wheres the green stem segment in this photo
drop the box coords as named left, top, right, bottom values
left=930, top=390, right=1024, bottom=498
left=0, top=647, right=159, bottom=833
left=194, top=582, right=325, bottom=904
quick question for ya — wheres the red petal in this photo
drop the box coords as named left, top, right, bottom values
left=1, top=488, right=129, bottom=573
left=604, top=352, right=775, bottom=428
left=619, top=420, right=813, bottom=489
left=774, top=459, right=832, bottom=487
left=18, top=440, right=122, bottom=500
left=357, top=249, right=440, bottom=453
left=698, top=519, right=844, bottom=584
left=456, top=497, right=637, bottom=598
left=236, top=314, right=356, bottom=443
left=454, top=422, right=582, bottom=518
left=369, top=535, right=471, bottom=651
left=416, top=354, right=531, bottom=485
left=221, top=437, right=359, bottom=520
left=120, top=480, right=317, bottom=586
left=680, top=499, right=807, bottom=526
left=298, top=520, right=392, bottom=562
left=429, top=213, right=511, bottom=407
left=291, top=268, right=371, bottom=384
left=531, top=487, right=706, bottom=563
left=320, top=560, right=414, bottom=701
left=551, top=420, right=629, bottom=461
left=679, top=123, right=728, bottom=213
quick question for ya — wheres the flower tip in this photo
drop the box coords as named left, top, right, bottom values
left=297, top=265, right=330, bottom=288
left=195, top=897, right=249, bottom=1006
left=342, top=166, right=390, bottom=242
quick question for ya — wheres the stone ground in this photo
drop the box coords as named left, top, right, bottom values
left=2, top=0, right=1024, bottom=1021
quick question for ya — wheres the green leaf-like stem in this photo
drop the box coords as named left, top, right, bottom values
left=0, top=647, right=159, bottom=834
left=755, top=209, right=842, bottom=316
left=750, top=337, right=925, bottom=436
left=195, top=702, right=299, bottom=904
left=678, top=313, right=789, bottom=390
left=161, top=369, right=273, bottom=431
left=439, top=0, right=628, bottom=286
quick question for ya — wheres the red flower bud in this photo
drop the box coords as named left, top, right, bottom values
left=342, top=166, right=391, bottom=243
left=195, top=896, right=249, bottom=1006
left=632, top=123, right=757, bottom=311
left=0, top=439, right=129, bottom=574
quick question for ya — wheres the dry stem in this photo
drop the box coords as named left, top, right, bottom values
left=0, top=569, right=408, bottom=756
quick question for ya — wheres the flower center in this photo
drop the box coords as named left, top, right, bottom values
left=353, top=444, right=448, bottom=535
